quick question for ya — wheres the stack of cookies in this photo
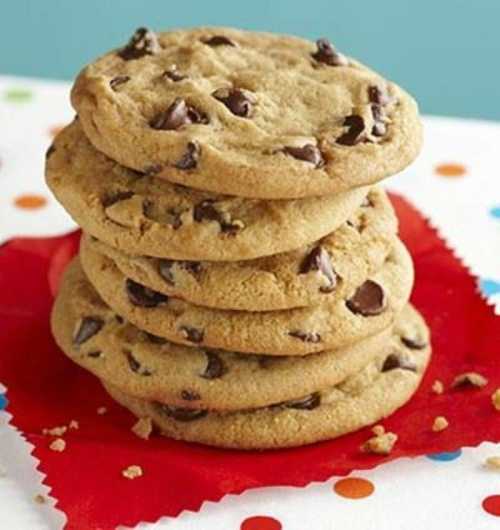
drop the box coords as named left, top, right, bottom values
left=47, top=27, right=431, bottom=450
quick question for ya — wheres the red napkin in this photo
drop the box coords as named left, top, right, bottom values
left=0, top=193, right=499, bottom=530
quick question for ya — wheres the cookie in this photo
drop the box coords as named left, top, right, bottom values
left=46, top=120, right=369, bottom=261
left=71, top=27, right=422, bottom=199
left=101, top=304, right=431, bottom=449
left=52, top=258, right=399, bottom=410
left=81, top=186, right=397, bottom=311
left=79, top=237, right=414, bottom=355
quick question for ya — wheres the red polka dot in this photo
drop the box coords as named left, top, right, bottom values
left=13, top=194, right=47, bottom=210
left=434, top=163, right=467, bottom=177
left=334, top=477, right=375, bottom=499
left=483, top=495, right=500, bottom=517
left=241, top=515, right=282, bottom=530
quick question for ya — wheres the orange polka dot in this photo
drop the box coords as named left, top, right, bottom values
left=14, top=194, right=47, bottom=210
left=434, top=163, right=467, bottom=177
left=48, top=124, right=65, bottom=138
left=334, top=477, right=375, bottom=499
left=241, top=516, right=282, bottom=530
left=483, top=495, right=500, bottom=517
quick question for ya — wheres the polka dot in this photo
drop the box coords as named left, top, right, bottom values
left=333, top=477, right=375, bottom=499
left=426, top=449, right=462, bottom=462
left=489, top=206, right=500, bottom=219
left=434, top=163, right=467, bottom=177
left=48, top=124, right=65, bottom=138
left=4, top=87, right=33, bottom=103
left=483, top=495, right=500, bottom=517
left=13, top=194, right=47, bottom=210
left=240, top=516, right=282, bottom=530
left=0, top=394, right=8, bottom=410
left=480, top=278, right=500, bottom=297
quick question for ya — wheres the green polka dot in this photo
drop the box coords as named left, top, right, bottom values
left=4, top=87, right=33, bottom=103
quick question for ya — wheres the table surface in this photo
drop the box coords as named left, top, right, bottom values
left=0, top=75, right=499, bottom=530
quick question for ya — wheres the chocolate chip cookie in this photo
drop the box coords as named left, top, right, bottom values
left=81, top=186, right=397, bottom=311
left=71, top=27, right=422, bottom=199
left=79, top=236, right=414, bottom=356
left=101, top=304, right=431, bottom=449
left=46, top=120, right=368, bottom=261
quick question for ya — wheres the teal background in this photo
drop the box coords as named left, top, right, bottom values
left=2, top=0, right=499, bottom=120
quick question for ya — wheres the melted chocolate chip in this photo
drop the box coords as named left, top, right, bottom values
left=175, top=142, right=200, bottom=170
left=181, top=389, right=201, bottom=401
left=125, top=279, right=168, bottom=307
left=143, top=332, right=167, bottom=345
left=311, top=38, right=348, bottom=66
left=163, top=68, right=187, bottom=82
left=126, top=350, right=152, bottom=376
left=109, top=75, right=130, bottom=91
left=368, top=85, right=392, bottom=106
left=73, top=317, right=104, bottom=345
left=45, top=144, right=56, bottom=159
left=299, top=246, right=337, bottom=293
left=371, top=104, right=387, bottom=137
left=382, top=353, right=417, bottom=372
left=401, top=336, right=428, bottom=350
left=180, top=325, right=204, bottom=343
left=337, top=115, right=366, bottom=146
left=158, top=259, right=175, bottom=285
left=115, top=315, right=124, bottom=324
left=202, top=35, right=236, bottom=47
left=288, top=330, right=321, bottom=343
left=212, top=88, right=254, bottom=117
left=346, top=280, right=386, bottom=316
left=150, top=98, right=208, bottom=130
left=102, top=190, right=135, bottom=208
left=143, top=164, right=162, bottom=176
left=193, top=200, right=243, bottom=234
left=87, top=350, right=102, bottom=359
left=165, top=207, right=184, bottom=229
left=284, top=393, right=321, bottom=410
left=283, top=144, right=325, bottom=168
left=201, top=351, right=226, bottom=379
left=154, top=402, right=208, bottom=422
left=118, top=27, right=161, bottom=60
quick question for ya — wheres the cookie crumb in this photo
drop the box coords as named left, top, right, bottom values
left=68, top=420, right=79, bottom=430
left=485, top=456, right=500, bottom=470
left=432, top=416, right=449, bottom=432
left=132, top=417, right=153, bottom=440
left=362, top=427, right=397, bottom=455
left=432, top=380, right=444, bottom=395
left=452, top=372, right=488, bottom=389
left=122, top=465, right=143, bottom=480
left=34, top=494, right=46, bottom=504
left=42, top=425, right=67, bottom=437
left=491, top=389, right=500, bottom=411
left=49, top=438, right=66, bottom=452
left=97, top=406, right=107, bottom=415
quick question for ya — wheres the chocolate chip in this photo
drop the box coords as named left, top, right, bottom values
left=150, top=98, right=209, bottom=131
left=311, top=38, right=348, bottom=66
left=125, top=350, right=152, bottom=376
left=87, top=351, right=102, bottom=359
left=154, top=402, right=208, bottom=422
left=166, top=207, right=184, bottom=229
left=125, top=279, right=168, bottom=307
left=181, top=390, right=201, bottom=401
left=143, top=332, right=167, bottom=345
left=193, top=200, right=244, bottom=235
left=73, top=317, right=104, bottom=345
left=102, top=190, right=135, bottom=208
left=180, top=325, right=204, bottom=343
left=201, top=351, right=226, bottom=380
left=109, top=75, right=130, bottom=91
left=346, top=280, right=386, bottom=316
left=158, top=259, right=175, bottom=285
left=336, top=115, right=366, bottom=146
left=451, top=372, right=488, bottom=389
left=175, top=142, right=200, bottom=170
left=401, top=336, right=428, bottom=350
left=115, top=315, right=124, bottom=324
left=212, top=88, right=255, bottom=117
left=370, top=104, right=387, bottom=137
left=182, top=261, right=203, bottom=276
left=118, top=27, right=161, bottom=60
left=361, top=195, right=374, bottom=207
left=283, top=145, right=325, bottom=168
left=45, top=144, right=56, bottom=159
left=163, top=68, right=186, bottom=82
left=299, top=246, right=337, bottom=293
left=202, top=35, right=236, bottom=47
left=288, top=330, right=321, bottom=343
left=143, top=164, right=162, bottom=176
left=284, top=393, right=321, bottom=410
left=368, top=85, right=392, bottom=106
left=382, top=353, right=417, bottom=372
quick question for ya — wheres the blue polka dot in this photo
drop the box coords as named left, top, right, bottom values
left=480, top=278, right=500, bottom=297
left=0, top=394, right=8, bottom=410
left=489, top=206, right=500, bottom=219
left=427, top=449, right=462, bottom=462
